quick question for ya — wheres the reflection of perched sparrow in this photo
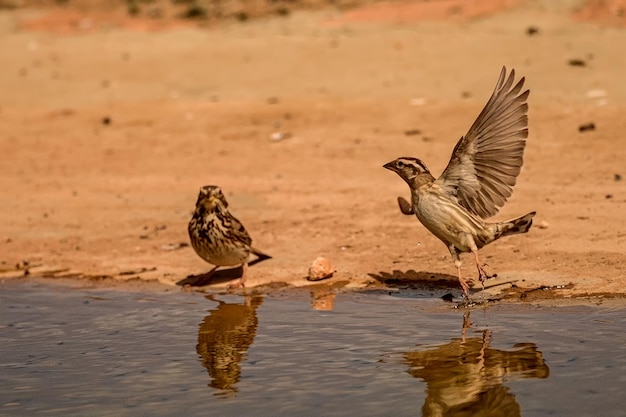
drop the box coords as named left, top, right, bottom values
left=197, top=295, right=264, bottom=393
left=188, top=185, right=270, bottom=288
left=384, top=67, right=535, bottom=300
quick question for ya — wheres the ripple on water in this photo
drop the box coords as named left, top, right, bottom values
left=1, top=281, right=624, bottom=417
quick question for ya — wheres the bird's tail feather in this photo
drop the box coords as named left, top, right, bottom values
left=494, top=211, right=536, bottom=240
left=249, top=247, right=272, bottom=266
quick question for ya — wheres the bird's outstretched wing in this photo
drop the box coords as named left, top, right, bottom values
left=435, top=67, right=529, bottom=219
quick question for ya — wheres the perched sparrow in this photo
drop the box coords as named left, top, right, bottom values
left=188, top=185, right=270, bottom=288
left=384, top=67, right=535, bottom=300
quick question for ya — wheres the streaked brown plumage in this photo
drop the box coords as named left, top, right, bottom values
left=188, top=185, right=270, bottom=288
left=384, top=67, right=535, bottom=300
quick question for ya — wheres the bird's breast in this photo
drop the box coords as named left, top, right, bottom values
left=188, top=213, right=251, bottom=266
left=412, top=186, right=487, bottom=250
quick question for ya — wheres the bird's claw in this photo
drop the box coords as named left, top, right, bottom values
left=226, top=279, right=245, bottom=292
left=477, top=263, right=495, bottom=282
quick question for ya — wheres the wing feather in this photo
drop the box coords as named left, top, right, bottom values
left=435, top=67, right=529, bottom=219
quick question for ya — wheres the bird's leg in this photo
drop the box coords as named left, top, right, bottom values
left=227, top=262, right=248, bottom=291
left=470, top=248, right=493, bottom=290
left=448, top=245, right=471, bottom=302
left=455, top=259, right=471, bottom=301
left=463, top=234, right=495, bottom=295
left=239, top=262, right=248, bottom=289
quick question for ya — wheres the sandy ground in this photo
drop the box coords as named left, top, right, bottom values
left=1, top=0, right=625, bottom=302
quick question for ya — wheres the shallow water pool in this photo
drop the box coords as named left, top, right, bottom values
left=1, top=281, right=624, bottom=417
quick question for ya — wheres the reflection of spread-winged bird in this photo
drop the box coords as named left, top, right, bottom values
left=404, top=316, right=549, bottom=417
left=384, top=67, right=535, bottom=301
left=188, top=185, right=271, bottom=288
left=196, top=295, right=264, bottom=394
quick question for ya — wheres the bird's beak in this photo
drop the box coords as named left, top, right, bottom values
left=383, top=161, right=395, bottom=171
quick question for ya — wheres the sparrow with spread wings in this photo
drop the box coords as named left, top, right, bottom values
left=384, top=67, right=535, bottom=300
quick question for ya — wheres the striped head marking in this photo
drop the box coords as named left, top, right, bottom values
left=383, top=157, right=432, bottom=184
left=195, top=185, right=229, bottom=213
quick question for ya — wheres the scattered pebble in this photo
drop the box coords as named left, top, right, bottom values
left=568, top=59, right=586, bottom=67
left=578, top=122, right=595, bottom=132
left=307, top=257, right=334, bottom=281
left=102, top=116, right=112, bottom=125
left=526, top=26, right=540, bottom=36
left=537, top=220, right=550, bottom=229
left=403, top=129, right=421, bottom=136
left=270, top=131, right=292, bottom=142
left=161, top=242, right=189, bottom=251
left=614, top=173, right=622, bottom=182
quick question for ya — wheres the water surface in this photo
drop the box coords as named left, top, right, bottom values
left=1, top=281, right=624, bottom=416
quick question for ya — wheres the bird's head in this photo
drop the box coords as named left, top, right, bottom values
left=383, top=157, right=433, bottom=187
left=195, top=185, right=229, bottom=213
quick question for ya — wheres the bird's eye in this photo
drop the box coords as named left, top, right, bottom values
left=395, top=161, right=404, bottom=169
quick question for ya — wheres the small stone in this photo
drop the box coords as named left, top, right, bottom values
left=161, top=242, right=189, bottom=251
left=307, top=257, right=334, bottom=281
left=568, top=58, right=586, bottom=67
left=270, top=132, right=292, bottom=142
left=578, top=122, right=595, bottom=133
left=537, top=220, right=550, bottom=229
left=615, top=173, right=622, bottom=182
left=526, top=26, right=540, bottom=36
